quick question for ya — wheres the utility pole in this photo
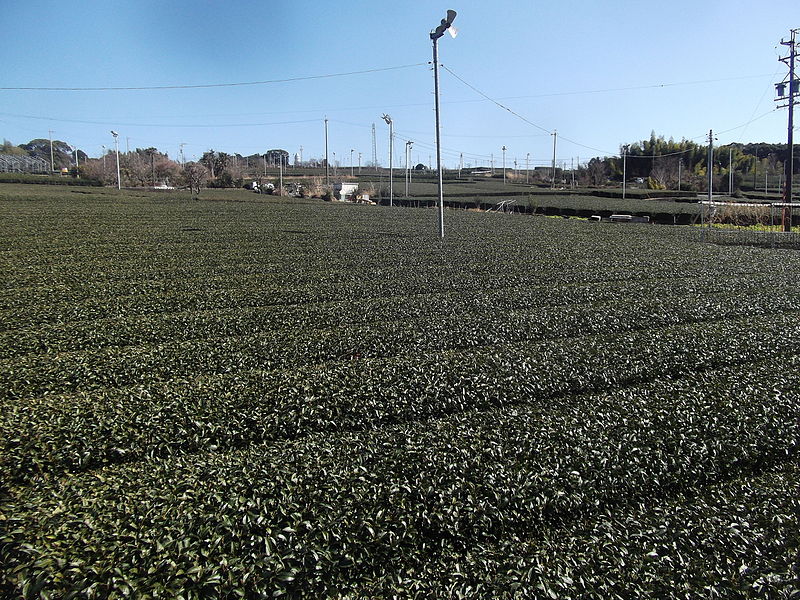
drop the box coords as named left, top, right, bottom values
left=324, top=117, right=329, bottom=188
left=678, top=159, right=682, bottom=191
left=358, top=152, right=362, bottom=174
left=299, top=145, right=303, bottom=167
left=570, top=157, right=575, bottom=188
left=706, top=130, right=715, bottom=229
left=776, top=28, right=798, bottom=231
left=48, top=130, right=55, bottom=172
left=459, top=153, right=463, bottom=179
left=350, top=149, right=354, bottom=177
left=754, top=146, right=758, bottom=189
left=179, top=143, right=186, bottom=166
left=551, top=130, right=558, bottom=189
left=729, top=147, right=733, bottom=196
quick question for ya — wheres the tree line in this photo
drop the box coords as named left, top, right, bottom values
left=0, top=138, right=297, bottom=192
left=2, top=133, right=796, bottom=193
left=592, top=132, right=797, bottom=192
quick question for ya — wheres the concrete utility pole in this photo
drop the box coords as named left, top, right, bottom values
left=729, top=147, right=734, bottom=195
left=358, top=152, right=362, bottom=174
left=551, top=130, right=558, bottom=189
left=350, top=149, right=354, bottom=177
left=382, top=114, right=393, bottom=206
left=707, top=130, right=715, bottom=225
left=299, top=145, right=303, bottom=166
left=777, top=28, right=798, bottom=230
left=678, top=158, right=682, bottom=191
left=570, top=157, right=575, bottom=188
left=48, top=130, right=55, bottom=172
left=502, top=145, right=507, bottom=184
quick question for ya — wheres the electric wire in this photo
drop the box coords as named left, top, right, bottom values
left=0, top=63, right=428, bottom=91
left=0, top=112, right=322, bottom=128
left=440, top=64, right=618, bottom=156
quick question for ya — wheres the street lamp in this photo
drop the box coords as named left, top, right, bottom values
left=110, top=131, right=121, bottom=190
left=405, top=140, right=414, bottom=197
left=622, top=144, right=629, bottom=200
left=502, top=145, right=507, bottom=185
left=382, top=114, right=393, bottom=206
left=526, top=152, right=530, bottom=184
left=431, top=9, right=458, bottom=238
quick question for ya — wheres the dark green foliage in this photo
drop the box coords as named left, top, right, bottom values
left=1, top=188, right=799, bottom=598
left=0, top=173, right=102, bottom=186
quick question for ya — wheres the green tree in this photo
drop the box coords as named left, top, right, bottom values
left=20, top=138, right=72, bottom=169
left=1, top=140, right=26, bottom=156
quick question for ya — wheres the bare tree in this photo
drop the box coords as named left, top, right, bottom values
left=181, top=162, right=208, bottom=195
left=155, top=158, right=181, bottom=187
left=651, top=156, right=679, bottom=189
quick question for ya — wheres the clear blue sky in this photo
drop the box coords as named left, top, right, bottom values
left=1, top=0, right=796, bottom=168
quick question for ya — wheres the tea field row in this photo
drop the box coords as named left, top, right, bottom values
left=1, top=188, right=798, bottom=598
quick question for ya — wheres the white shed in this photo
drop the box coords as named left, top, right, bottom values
left=333, top=182, right=358, bottom=200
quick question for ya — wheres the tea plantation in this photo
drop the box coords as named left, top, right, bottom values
left=1, top=186, right=798, bottom=598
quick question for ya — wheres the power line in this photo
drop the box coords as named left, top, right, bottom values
left=0, top=63, right=428, bottom=91
left=0, top=112, right=321, bottom=128
left=480, top=73, right=776, bottom=102
left=441, top=64, right=617, bottom=155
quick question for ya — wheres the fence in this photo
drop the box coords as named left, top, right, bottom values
left=701, top=199, right=800, bottom=250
